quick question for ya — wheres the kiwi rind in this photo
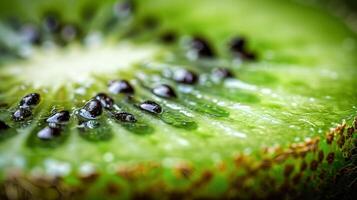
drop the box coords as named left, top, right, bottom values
left=0, top=119, right=355, bottom=199
left=0, top=0, right=356, bottom=199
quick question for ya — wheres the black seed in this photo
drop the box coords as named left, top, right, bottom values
left=300, top=161, right=307, bottom=172
left=78, top=99, right=103, bottom=121
left=12, top=108, right=32, bottom=122
left=190, top=37, right=215, bottom=58
left=21, top=24, right=42, bottom=45
left=114, top=0, right=134, bottom=17
left=142, top=16, right=159, bottom=29
left=152, top=84, right=177, bottom=98
left=43, top=13, right=61, bottom=33
left=212, top=68, right=234, bottom=79
left=351, top=148, right=357, bottom=156
left=61, top=24, right=78, bottom=42
left=108, top=80, right=134, bottom=94
left=173, top=69, right=198, bottom=84
left=46, top=111, right=70, bottom=124
left=310, top=160, right=318, bottom=171
left=0, top=120, right=9, bottom=130
left=229, top=37, right=247, bottom=53
left=0, top=103, right=8, bottom=108
left=95, top=93, right=114, bottom=110
left=19, top=93, right=40, bottom=108
left=326, top=152, right=335, bottom=164
left=240, top=51, right=257, bottom=61
left=37, top=126, right=61, bottom=140
left=229, top=37, right=257, bottom=61
left=160, top=31, right=177, bottom=43
left=347, top=127, right=354, bottom=137
left=83, top=99, right=103, bottom=118
left=318, top=150, right=324, bottom=163
left=139, top=101, right=162, bottom=114
left=284, top=165, right=294, bottom=177
left=113, top=112, right=137, bottom=123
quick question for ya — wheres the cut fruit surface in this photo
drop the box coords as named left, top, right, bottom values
left=0, top=0, right=356, bottom=199
left=2, top=43, right=159, bottom=88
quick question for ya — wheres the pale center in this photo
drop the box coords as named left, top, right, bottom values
left=5, top=42, right=158, bottom=88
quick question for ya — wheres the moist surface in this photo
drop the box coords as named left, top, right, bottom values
left=0, top=0, right=356, bottom=178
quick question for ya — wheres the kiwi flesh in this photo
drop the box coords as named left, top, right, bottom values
left=0, top=0, right=356, bottom=199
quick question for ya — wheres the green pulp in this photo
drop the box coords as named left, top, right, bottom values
left=0, top=0, right=356, bottom=182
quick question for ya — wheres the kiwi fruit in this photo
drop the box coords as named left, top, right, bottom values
left=0, top=0, right=356, bottom=199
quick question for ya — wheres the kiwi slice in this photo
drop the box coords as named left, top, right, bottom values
left=0, top=0, right=356, bottom=199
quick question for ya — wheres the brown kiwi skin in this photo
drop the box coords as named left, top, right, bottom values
left=0, top=117, right=355, bottom=199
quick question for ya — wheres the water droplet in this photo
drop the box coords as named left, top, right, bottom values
left=78, top=120, right=100, bottom=129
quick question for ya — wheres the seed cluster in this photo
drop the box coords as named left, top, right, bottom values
left=16, top=12, right=82, bottom=47
left=76, top=92, right=138, bottom=131
left=5, top=108, right=357, bottom=199
left=12, top=93, right=40, bottom=122
left=0, top=1, right=355, bottom=199
left=6, top=3, right=260, bottom=131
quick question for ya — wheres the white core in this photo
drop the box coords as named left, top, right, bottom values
left=5, top=43, right=158, bottom=88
